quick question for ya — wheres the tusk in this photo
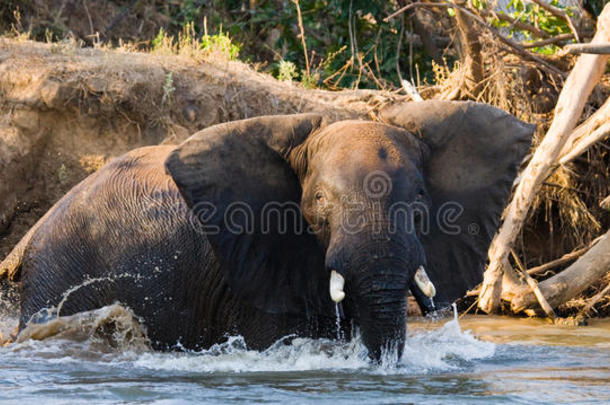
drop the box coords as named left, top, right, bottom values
left=414, top=266, right=436, bottom=298
left=329, top=270, right=345, bottom=303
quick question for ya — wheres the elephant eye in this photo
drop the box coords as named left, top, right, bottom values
left=315, top=192, right=325, bottom=206
left=415, top=189, right=426, bottom=202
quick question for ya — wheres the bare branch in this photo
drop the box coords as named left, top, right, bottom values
left=292, top=0, right=310, bottom=76
left=601, top=195, right=610, bottom=210
left=560, top=122, right=610, bottom=164
left=384, top=2, right=451, bottom=22
left=385, top=2, right=565, bottom=76
left=526, top=238, right=602, bottom=276
left=563, top=42, right=610, bottom=55
left=481, top=9, right=550, bottom=39
left=579, top=281, right=610, bottom=316
left=454, top=0, right=485, bottom=97
left=523, top=33, right=573, bottom=49
left=512, top=250, right=557, bottom=319
left=511, top=230, right=610, bottom=313
left=559, top=96, right=610, bottom=164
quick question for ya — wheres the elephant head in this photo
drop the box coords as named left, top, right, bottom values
left=165, top=101, right=534, bottom=360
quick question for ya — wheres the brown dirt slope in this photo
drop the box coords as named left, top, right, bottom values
left=0, top=38, right=398, bottom=259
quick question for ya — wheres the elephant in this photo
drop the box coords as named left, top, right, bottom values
left=0, top=100, right=534, bottom=360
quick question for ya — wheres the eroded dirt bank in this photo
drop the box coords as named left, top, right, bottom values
left=0, top=38, right=398, bottom=257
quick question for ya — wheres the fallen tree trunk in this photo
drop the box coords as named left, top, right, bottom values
left=511, top=229, right=610, bottom=313
left=478, top=3, right=610, bottom=313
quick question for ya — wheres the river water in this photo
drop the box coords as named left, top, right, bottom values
left=0, top=299, right=608, bottom=404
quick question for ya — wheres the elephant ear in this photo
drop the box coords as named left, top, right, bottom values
left=380, top=100, right=535, bottom=307
left=165, top=114, right=330, bottom=315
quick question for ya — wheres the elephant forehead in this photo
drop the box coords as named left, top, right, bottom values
left=320, top=121, right=407, bottom=166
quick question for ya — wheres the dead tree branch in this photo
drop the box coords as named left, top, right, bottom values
left=563, top=42, right=610, bottom=55
left=511, top=230, right=610, bottom=312
left=454, top=0, right=485, bottom=97
left=579, top=281, right=610, bottom=316
left=478, top=3, right=610, bottom=313
left=512, top=250, right=557, bottom=318
left=481, top=9, right=550, bottom=39
left=559, top=96, right=610, bottom=164
left=385, top=2, right=565, bottom=76
left=527, top=237, right=602, bottom=276
left=523, top=33, right=574, bottom=49
left=560, top=122, right=610, bottom=164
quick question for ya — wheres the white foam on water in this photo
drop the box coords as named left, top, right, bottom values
left=1, top=302, right=496, bottom=375
left=127, top=315, right=495, bottom=375
left=401, top=316, right=496, bottom=372
left=130, top=335, right=370, bottom=373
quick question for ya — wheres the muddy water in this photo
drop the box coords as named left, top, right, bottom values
left=0, top=301, right=608, bottom=404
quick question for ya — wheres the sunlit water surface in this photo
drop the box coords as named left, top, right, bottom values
left=0, top=299, right=608, bottom=404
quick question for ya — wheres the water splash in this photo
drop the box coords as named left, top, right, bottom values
left=14, top=304, right=149, bottom=351
left=56, top=273, right=146, bottom=316
left=401, top=303, right=495, bottom=372
left=3, top=300, right=495, bottom=375
left=335, top=303, right=341, bottom=340
left=0, top=281, right=19, bottom=345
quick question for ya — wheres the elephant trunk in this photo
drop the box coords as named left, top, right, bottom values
left=326, top=230, right=426, bottom=362
left=353, top=273, right=408, bottom=362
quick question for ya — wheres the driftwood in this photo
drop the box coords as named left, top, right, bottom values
left=478, top=3, right=610, bottom=313
left=511, top=230, right=610, bottom=313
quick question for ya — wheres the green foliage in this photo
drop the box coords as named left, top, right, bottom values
left=200, top=31, right=240, bottom=60
left=151, top=23, right=240, bottom=61
left=151, top=27, right=167, bottom=50
left=277, top=60, right=298, bottom=81
left=160, top=0, right=432, bottom=90
left=491, top=0, right=573, bottom=54
left=5, top=0, right=574, bottom=90
left=301, top=70, right=320, bottom=89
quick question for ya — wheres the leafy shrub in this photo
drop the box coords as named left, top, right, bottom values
left=277, top=60, right=298, bottom=81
